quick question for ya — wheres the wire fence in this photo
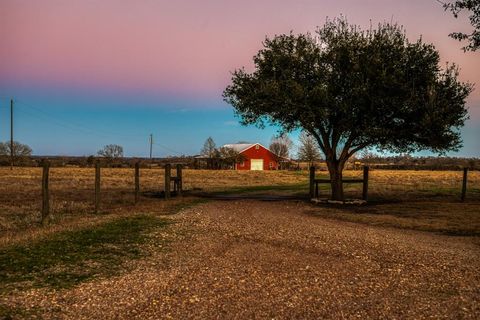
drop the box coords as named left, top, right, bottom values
left=0, top=167, right=479, bottom=233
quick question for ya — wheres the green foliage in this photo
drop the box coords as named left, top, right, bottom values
left=0, top=215, right=168, bottom=291
left=224, top=18, right=471, bottom=156
left=442, top=0, right=480, bottom=51
left=223, top=18, right=472, bottom=199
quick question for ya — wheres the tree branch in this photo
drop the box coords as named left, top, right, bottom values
left=319, top=127, right=334, bottom=160
left=347, top=142, right=371, bottom=159
left=305, top=126, right=327, bottom=156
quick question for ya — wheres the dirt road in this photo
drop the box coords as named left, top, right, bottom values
left=5, top=200, right=480, bottom=319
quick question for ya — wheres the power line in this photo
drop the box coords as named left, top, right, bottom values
left=6, top=98, right=185, bottom=156
left=153, top=142, right=183, bottom=155
left=14, top=99, right=153, bottom=142
left=15, top=100, right=137, bottom=139
left=18, top=105, right=107, bottom=137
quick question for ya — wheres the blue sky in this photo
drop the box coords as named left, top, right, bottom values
left=0, top=93, right=283, bottom=157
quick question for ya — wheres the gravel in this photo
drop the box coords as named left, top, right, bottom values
left=3, top=200, right=480, bottom=319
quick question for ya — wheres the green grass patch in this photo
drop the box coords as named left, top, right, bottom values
left=0, top=214, right=169, bottom=291
left=166, top=198, right=210, bottom=214
left=218, top=183, right=309, bottom=195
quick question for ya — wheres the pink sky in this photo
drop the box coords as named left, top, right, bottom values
left=1, top=0, right=479, bottom=107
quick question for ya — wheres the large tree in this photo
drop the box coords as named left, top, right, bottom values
left=441, top=0, right=480, bottom=51
left=223, top=18, right=472, bottom=200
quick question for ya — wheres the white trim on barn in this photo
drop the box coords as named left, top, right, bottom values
left=222, top=143, right=271, bottom=154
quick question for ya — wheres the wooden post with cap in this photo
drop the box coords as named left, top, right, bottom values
left=461, top=167, right=468, bottom=202
left=362, top=166, right=369, bottom=201
left=41, top=160, right=50, bottom=224
left=164, top=164, right=171, bottom=199
left=95, top=161, right=101, bottom=213
left=309, top=166, right=315, bottom=199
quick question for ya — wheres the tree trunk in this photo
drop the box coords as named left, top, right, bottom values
left=326, top=160, right=344, bottom=201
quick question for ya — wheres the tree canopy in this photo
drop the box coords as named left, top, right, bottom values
left=97, top=144, right=124, bottom=159
left=0, top=141, right=32, bottom=159
left=269, top=134, right=293, bottom=159
left=201, top=137, right=217, bottom=158
left=218, top=146, right=246, bottom=168
left=223, top=18, right=472, bottom=200
left=297, top=131, right=321, bottom=165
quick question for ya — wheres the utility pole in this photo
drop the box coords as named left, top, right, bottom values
left=10, top=99, right=13, bottom=170
left=149, top=134, right=153, bottom=162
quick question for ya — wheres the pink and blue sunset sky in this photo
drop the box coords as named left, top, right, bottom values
left=0, top=0, right=479, bottom=157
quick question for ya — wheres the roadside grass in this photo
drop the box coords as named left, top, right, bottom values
left=213, top=180, right=480, bottom=236
left=165, top=197, right=210, bottom=213
left=0, top=214, right=169, bottom=292
left=307, top=200, right=480, bottom=237
left=211, top=183, right=309, bottom=196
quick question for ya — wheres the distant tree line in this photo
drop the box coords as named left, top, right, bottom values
left=0, top=139, right=477, bottom=171
left=358, top=152, right=479, bottom=170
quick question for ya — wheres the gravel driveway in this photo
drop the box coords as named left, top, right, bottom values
left=5, top=200, right=480, bottom=319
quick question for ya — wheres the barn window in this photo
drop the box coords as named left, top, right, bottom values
left=269, top=162, right=273, bottom=168
left=240, top=161, right=245, bottom=167
left=255, top=145, right=259, bottom=149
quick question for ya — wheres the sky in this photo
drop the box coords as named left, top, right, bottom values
left=0, top=0, right=479, bottom=157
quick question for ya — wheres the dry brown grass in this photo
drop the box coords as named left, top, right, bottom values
left=1, top=168, right=479, bottom=318
left=0, top=167, right=479, bottom=240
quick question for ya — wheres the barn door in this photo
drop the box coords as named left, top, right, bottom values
left=250, top=159, right=264, bottom=170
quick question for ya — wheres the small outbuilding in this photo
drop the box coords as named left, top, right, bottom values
left=223, top=143, right=280, bottom=171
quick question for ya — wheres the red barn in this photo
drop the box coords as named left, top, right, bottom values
left=223, top=143, right=280, bottom=170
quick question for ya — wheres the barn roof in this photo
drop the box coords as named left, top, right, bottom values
left=222, top=143, right=256, bottom=153
left=222, top=143, right=292, bottom=161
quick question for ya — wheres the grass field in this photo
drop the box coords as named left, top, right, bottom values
left=0, top=167, right=479, bottom=234
left=0, top=166, right=477, bottom=247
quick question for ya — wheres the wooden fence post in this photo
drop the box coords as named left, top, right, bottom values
left=362, top=166, right=369, bottom=201
left=164, top=164, right=171, bottom=199
left=461, top=167, right=468, bottom=202
left=176, top=164, right=183, bottom=197
left=309, top=166, right=315, bottom=199
left=135, top=162, right=140, bottom=204
left=95, top=161, right=101, bottom=213
left=41, top=160, right=50, bottom=225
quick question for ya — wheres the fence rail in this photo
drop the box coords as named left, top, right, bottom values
left=310, top=166, right=470, bottom=202
left=0, top=165, right=475, bottom=230
left=39, top=161, right=183, bottom=223
left=309, top=166, right=369, bottom=201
